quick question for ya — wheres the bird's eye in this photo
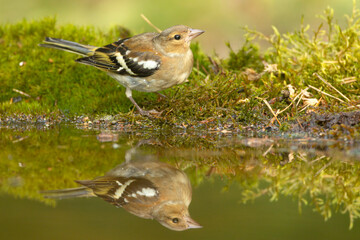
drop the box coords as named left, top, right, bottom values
left=172, top=218, right=179, bottom=223
left=174, top=35, right=181, bottom=40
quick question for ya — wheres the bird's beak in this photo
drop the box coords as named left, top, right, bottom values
left=185, top=216, right=202, bottom=229
left=187, top=28, right=205, bottom=42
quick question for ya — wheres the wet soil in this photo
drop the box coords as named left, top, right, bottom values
left=1, top=111, right=359, bottom=139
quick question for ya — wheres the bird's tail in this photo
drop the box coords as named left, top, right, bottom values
left=40, top=186, right=95, bottom=199
left=39, top=37, right=97, bottom=56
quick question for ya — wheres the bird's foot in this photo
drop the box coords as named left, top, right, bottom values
left=139, top=109, right=163, bottom=117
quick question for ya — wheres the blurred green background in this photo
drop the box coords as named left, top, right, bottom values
left=0, top=0, right=356, bottom=56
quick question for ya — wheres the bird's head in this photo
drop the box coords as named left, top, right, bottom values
left=154, top=25, right=204, bottom=55
left=153, top=202, right=202, bottom=231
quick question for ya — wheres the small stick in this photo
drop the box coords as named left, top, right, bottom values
left=140, top=14, right=161, bottom=33
left=308, top=85, right=345, bottom=103
left=314, top=73, right=350, bottom=102
left=13, top=88, right=31, bottom=97
left=263, top=99, right=281, bottom=126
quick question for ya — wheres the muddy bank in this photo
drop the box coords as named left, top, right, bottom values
left=0, top=111, right=359, bottom=140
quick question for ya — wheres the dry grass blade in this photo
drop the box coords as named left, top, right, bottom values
left=308, top=85, right=345, bottom=103
left=299, top=104, right=311, bottom=113
left=314, top=73, right=350, bottom=102
left=262, top=144, right=274, bottom=157
left=140, top=14, right=161, bottom=33
left=13, top=88, right=31, bottom=97
left=296, top=118, right=304, bottom=130
left=12, top=136, right=29, bottom=143
left=296, top=90, right=305, bottom=107
left=315, top=159, right=334, bottom=176
left=263, top=99, right=281, bottom=126
left=278, top=88, right=306, bottom=114
left=341, top=77, right=357, bottom=84
left=347, top=104, right=360, bottom=109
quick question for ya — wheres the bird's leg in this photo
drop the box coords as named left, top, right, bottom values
left=125, top=88, right=161, bottom=116
left=125, top=88, right=147, bottom=115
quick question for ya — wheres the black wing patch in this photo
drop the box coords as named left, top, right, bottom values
left=76, top=177, right=159, bottom=207
left=75, top=38, right=161, bottom=78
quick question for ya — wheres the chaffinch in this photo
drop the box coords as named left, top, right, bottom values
left=39, top=25, right=204, bottom=116
left=42, top=159, right=201, bottom=231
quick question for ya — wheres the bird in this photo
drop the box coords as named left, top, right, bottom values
left=39, top=25, right=205, bottom=116
left=41, top=158, right=202, bottom=231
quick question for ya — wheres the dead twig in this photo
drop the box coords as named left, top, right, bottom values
left=314, top=73, right=350, bottom=102
left=140, top=14, right=161, bottom=33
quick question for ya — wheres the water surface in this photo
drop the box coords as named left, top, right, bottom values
left=1, top=125, right=359, bottom=239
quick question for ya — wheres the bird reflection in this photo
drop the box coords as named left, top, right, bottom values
left=42, top=147, right=201, bottom=231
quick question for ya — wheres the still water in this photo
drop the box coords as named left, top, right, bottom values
left=1, top=125, right=360, bottom=239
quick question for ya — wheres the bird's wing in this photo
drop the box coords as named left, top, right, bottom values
left=76, top=35, right=161, bottom=78
left=76, top=176, right=159, bottom=207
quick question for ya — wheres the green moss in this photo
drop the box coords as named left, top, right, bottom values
left=0, top=17, right=140, bottom=116
left=226, top=40, right=263, bottom=72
